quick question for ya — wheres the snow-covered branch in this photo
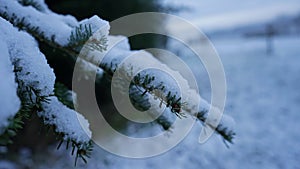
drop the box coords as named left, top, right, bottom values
left=0, top=0, right=235, bottom=146
left=0, top=35, right=20, bottom=135
left=0, top=15, right=92, bottom=161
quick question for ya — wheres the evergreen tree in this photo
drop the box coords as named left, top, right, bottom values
left=0, top=0, right=235, bottom=166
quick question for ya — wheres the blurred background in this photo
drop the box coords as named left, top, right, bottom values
left=1, top=0, right=300, bottom=168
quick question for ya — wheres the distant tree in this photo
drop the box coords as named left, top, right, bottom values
left=266, top=24, right=275, bottom=55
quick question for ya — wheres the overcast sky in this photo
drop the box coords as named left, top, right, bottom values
left=163, top=0, right=300, bottom=30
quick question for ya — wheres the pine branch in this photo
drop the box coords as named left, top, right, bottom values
left=54, top=82, right=75, bottom=109
left=0, top=5, right=173, bottom=130
left=0, top=36, right=21, bottom=144
left=131, top=73, right=186, bottom=118
left=0, top=1, right=235, bottom=144
left=68, top=24, right=108, bottom=52
left=0, top=110, right=30, bottom=145
left=55, top=128, right=93, bottom=166
left=0, top=15, right=93, bottom=164
left=17, top=0, right=45, bottom=12
left=197, top=111, right=235, bottom=145
left=128, top=81, right=174, bottom=130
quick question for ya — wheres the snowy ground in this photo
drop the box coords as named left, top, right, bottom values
left=1, top=35, right=300, bottom=169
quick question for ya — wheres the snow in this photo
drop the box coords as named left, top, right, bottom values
left=19, top=0, right=49, bottom=12
left=38, top=97, right=91, bottom=143
left=70, top=16, right=109, bottom=80
left=0, top=36, right=20, bottom=134
left=74, top=25, right=231, bottom=157
left=1, top=0, right=235, bottom=167
left=24, top=0, right=79, bottom=28
left=108, top=35, right=131, bottom=50
left=79, top=15, right=110, bottom=35
left=0, top=0, right=73, bottom=46
left=6, top=35, right=297, bottom=169
left=80, top=27, right=212, bottom=122
left=84, top=36, right=300, bottom=169
left=1, top=0, right=298, bottom=167
left=95, top=37, right=212, bottom=119
left=0, top=17, right=55, bottom=97
left=163, top=0, right=300, bottom=31
left=0, top=0, right=106, bottom=47
left=0, top=16, right=91, bottom=143
left=0, top=160, right=17, bottom=169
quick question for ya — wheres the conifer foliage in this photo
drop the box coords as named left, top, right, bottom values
left=0, top=0, right=235, bottom=165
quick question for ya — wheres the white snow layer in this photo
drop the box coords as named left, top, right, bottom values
left=24, top=0, right=79, bottom=27
left=0, top=16, right=91, bottom=143
left=0, top=0, right=234, bottom=163
left=89, top=35, right=228, bottom=127
left=0, top=0, right=111, bottom=81
left=39, top=97, right=91, bottom=142
left=79, top=15, right=110, bottom=35
left=0, top=17, right=55, bottom=96
left=0, top=36, right=21, bottom=134
left=0, top=0, right=72, bottom=46
left=27, top=34, right=300, bottom=169
left=0, top=0, right=110, bottom=46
